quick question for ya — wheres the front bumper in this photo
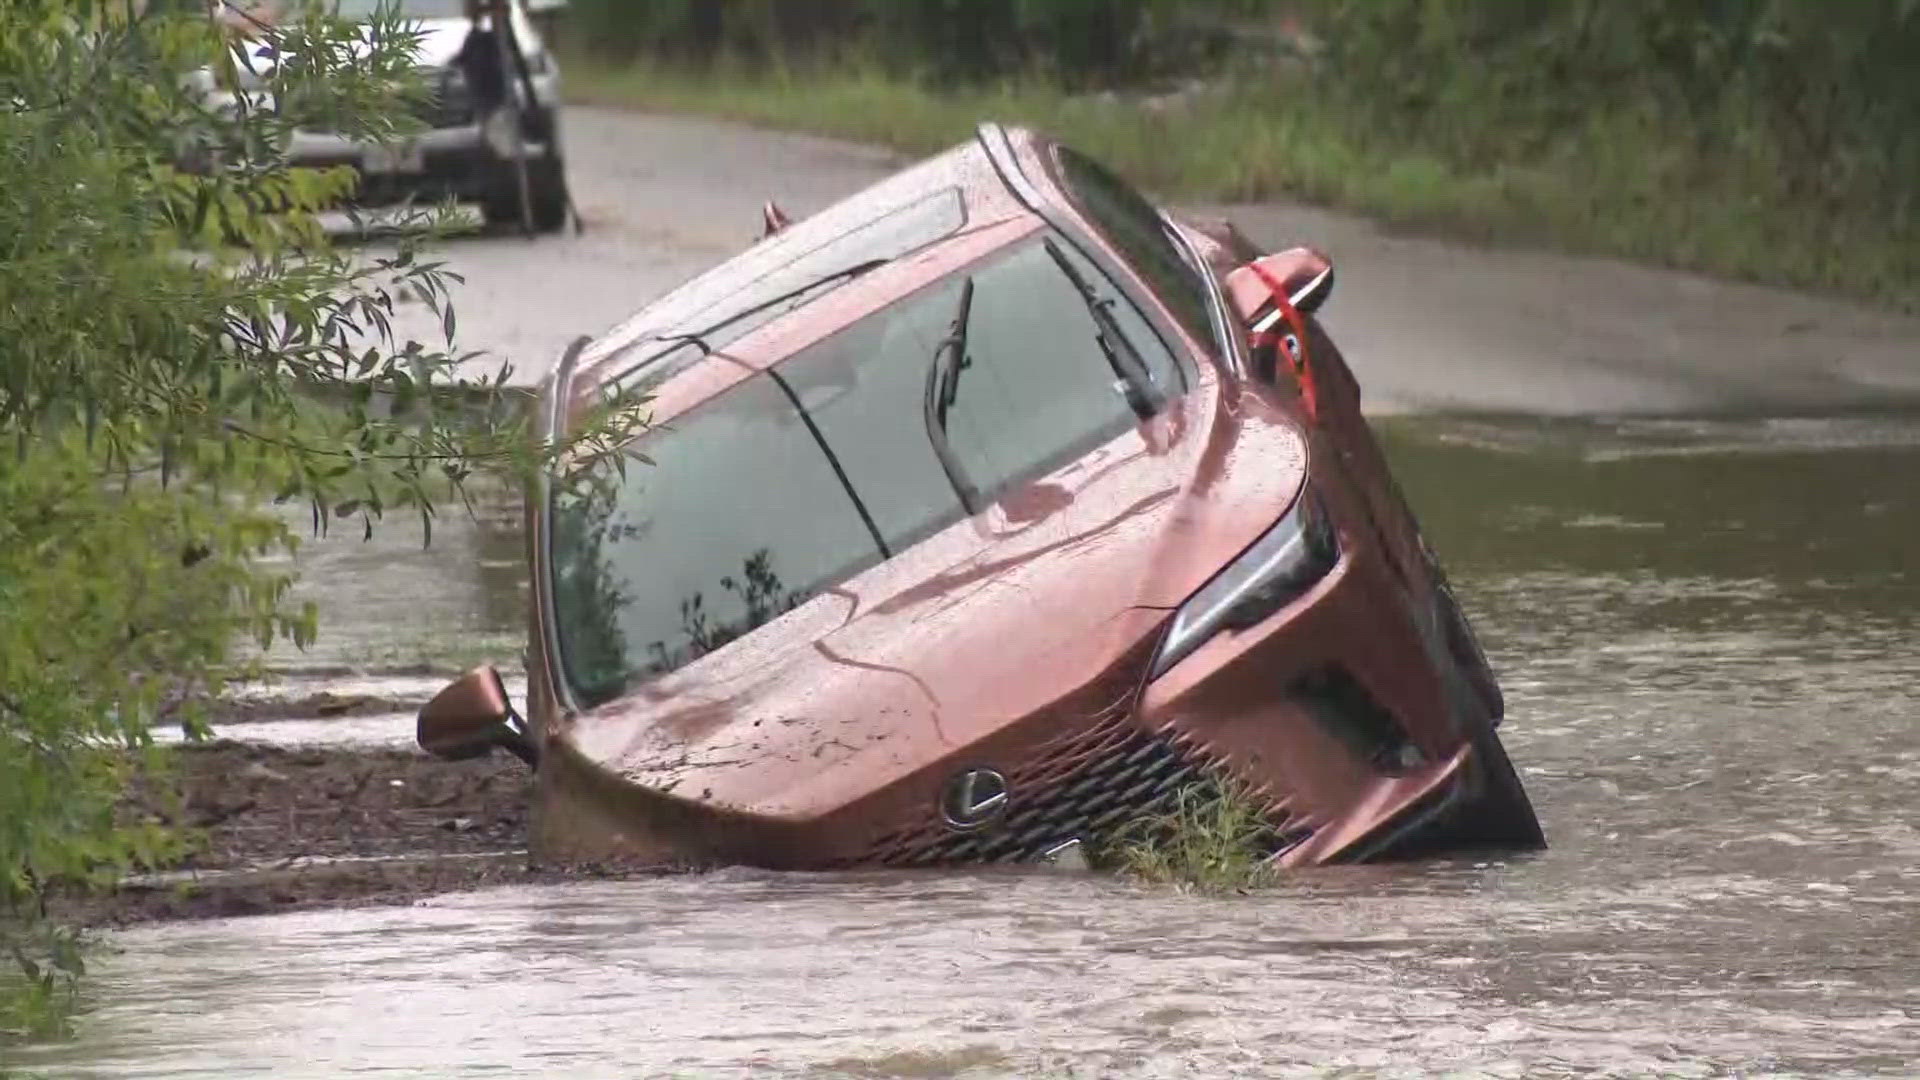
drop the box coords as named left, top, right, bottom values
left=286, top=124, right=554, bottom=206
left=1137, top=515, right=1543, bottom=864
left=180, top=86, right=556, bottom=207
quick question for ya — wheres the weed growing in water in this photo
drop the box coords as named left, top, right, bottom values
left=1103, top=770, right=1282, bottom=894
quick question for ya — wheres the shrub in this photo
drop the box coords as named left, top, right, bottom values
left=0, top=0, right=638, bottom=1039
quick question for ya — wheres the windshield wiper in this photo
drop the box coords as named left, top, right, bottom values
left=921, top=275, right=982, bottom=515
left=1041, top=237, right=1163, bottom=421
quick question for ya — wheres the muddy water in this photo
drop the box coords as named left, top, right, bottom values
left=259, top=480, right=529, bottom=675
left=17, top=412, right=1920, bottom=1078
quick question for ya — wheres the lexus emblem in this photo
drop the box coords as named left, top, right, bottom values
left=940, top=767, right=1009, bottom=831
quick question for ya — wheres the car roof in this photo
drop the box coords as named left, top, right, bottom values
left=566, top=126, right=1053, bottom=406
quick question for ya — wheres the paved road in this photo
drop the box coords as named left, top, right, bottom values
left=399, top=106, right=1920, bottom=414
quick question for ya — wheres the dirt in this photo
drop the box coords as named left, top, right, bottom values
left=54, top=741, right=659, bottom=929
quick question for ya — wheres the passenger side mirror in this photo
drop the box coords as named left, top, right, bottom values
left=417, top=665, right=538, bottom=767
left=1222, top=247, right=1334, bottom=390
left=1223, top=246, right=1335, bottom=325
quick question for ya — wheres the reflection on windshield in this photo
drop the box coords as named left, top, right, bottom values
left=550, top=375, right=884, bottom=708
left=552, top=466, right=808, bottom=705
left=599, top=188, right=970, bottom=396
left=549, top=232, right=1193, bottom=707
left=547, top=469, right=633, bottom=706
left=653, top=551, right=805, bottom=672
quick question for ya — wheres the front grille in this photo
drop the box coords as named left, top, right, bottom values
left=300, top=70, right=473, bottom=136
left=848, top=714, right=1302, bottom=867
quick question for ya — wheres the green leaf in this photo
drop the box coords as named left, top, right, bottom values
left=0, top=5, right=645, bottom=1026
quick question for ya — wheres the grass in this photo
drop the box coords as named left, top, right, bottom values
left=1102, top=772, right=1281, bottom=894
left=563, top=58, right=1919, bottom=312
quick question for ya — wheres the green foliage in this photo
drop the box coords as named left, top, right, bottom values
left=568, top=0, right=1920, bottom=197
left=0, top=436, right=296, bottom=921
left=1301, top=0, right=1920, bottom=284
left=566, top=0, right=1920, bottom=308
left=562, top=0, right=1266, bottom=87
left=2, top=907, right=88, bottom=1043
left=1103, top=771, right=1281, bottom=894
left=0, top=0, right=642, bottom=1038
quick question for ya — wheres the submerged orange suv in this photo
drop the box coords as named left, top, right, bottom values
left=420, top=123, right=1545, bottom=870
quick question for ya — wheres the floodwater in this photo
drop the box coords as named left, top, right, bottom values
left=15, top=411, right=1920, bottom=1078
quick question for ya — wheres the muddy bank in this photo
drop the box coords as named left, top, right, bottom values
left=59, top=742, right=655, bottom=928
left=203, top=691, right=418, bottom=724
left=142, top=741, right=532, bottom=867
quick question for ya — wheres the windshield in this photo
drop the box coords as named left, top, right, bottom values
left=549, top=231, right=1192, bottom=707
left=325, top=0, right=470, bottom=19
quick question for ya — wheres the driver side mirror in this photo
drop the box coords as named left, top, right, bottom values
left=418, top=665, right=539, bottom=767
left=760, top=199, right=792, bottom=238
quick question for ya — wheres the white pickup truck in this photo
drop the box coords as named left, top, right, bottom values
left=192, top=0, right=573, bottom=232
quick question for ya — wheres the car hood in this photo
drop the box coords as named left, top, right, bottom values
left=376, top=17, right=473, bottom=68
left=557, top=364, right=1312, bottom=824
left=207, top=17, right=472, bottom=83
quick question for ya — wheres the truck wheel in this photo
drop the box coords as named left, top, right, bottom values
left=483, top=153, right=569, bottom=235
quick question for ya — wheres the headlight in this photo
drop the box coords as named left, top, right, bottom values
left=1149, top=489, right=1340, bottom=679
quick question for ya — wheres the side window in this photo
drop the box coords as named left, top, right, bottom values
left=1054, top=147, right=1217, bottom=351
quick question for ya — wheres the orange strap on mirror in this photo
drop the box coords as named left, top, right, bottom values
left=1246, top=261, right=1319, bottom=422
